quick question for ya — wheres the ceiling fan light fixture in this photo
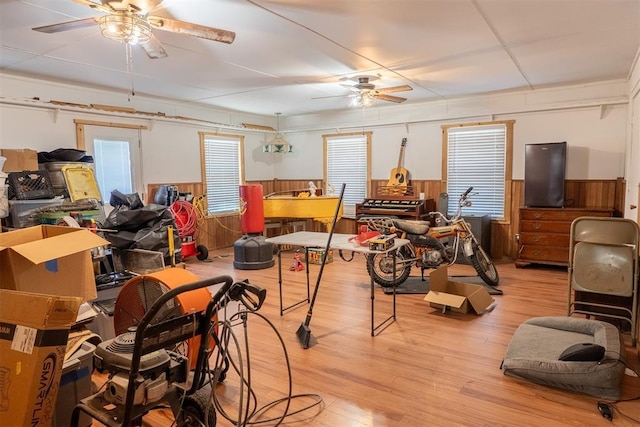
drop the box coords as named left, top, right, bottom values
left=99, top=13, right=151, bottom=45
left=352, top=92, right=375, bottom=107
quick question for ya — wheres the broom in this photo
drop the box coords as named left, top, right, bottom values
left=296, top=183, right=346, bottom=349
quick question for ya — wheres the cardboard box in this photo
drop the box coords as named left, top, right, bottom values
left=0, top=149, right=38, bottom=173
left=0, top=289, right=82, bottom=427
left=423, top=266, right=495, bottom=314
left=306, top=248, right=333, bottom=264
left=368, top=234, right=395, bottom=251
left=0, top=225, right=109, bottom=301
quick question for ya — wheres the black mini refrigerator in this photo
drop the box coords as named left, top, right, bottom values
left=524, top=142, right=566, bottom=208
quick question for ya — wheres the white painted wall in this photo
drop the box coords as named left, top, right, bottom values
left=0, top=73, right=632, bottom=195
left=509, top=106, right=628, bottom=180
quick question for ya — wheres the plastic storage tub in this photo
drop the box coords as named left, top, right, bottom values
left=7, top=198, right=63, bottom=228
left=54, top=341, right=96, bottom=427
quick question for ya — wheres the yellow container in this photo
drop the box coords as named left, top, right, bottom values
left=306, top=248, right=333, bottom=264
left=62, top=164, right=102, bottom=201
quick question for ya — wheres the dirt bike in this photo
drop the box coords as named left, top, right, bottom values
left=362, top=186, right=499, bottom=287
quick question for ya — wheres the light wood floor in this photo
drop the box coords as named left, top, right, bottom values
left=92, top=249, right=640, bottom=426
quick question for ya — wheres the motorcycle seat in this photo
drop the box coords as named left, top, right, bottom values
left=393, top=218, right=430, bottom=235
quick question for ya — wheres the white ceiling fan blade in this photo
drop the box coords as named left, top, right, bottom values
left=140, top=33, right=167, bottom=58
left=72, top=0, right=115, bottom=14
left=312, top=94, right=350, bottom=100
left=147, top=16, right=236, bottom=44
left=376, top=85, right=413, bottom=94
left=32, top=17, right=100, bottom=33
left=375, top=94, right=407, bottom=103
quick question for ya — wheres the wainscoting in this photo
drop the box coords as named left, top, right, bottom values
left=147, top=177, right=625, bottom=260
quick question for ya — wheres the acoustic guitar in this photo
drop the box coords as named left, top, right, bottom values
left=387, top=138, right=409, bottom=191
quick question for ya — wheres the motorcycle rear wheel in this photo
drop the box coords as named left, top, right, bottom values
left=468, top=241, right=499, bottom=286
left=366, top=250, right=411, bottom=287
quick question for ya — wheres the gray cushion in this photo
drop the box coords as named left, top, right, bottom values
left=501, top=316, right=626, bottom=399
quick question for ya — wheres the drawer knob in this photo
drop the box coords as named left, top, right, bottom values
left=533, top=236, right=540, bottom=242
left=533, top=223, right=541, bottom=230
left=533, top=212, right=542, bottom=219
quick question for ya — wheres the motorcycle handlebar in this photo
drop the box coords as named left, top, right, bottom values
left=462, top=186, right=473, bottom=198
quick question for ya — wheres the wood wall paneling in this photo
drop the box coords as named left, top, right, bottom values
left=146, top=178, right=624, bottom=257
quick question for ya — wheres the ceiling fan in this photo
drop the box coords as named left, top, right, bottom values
left=32, top=0, right=235, bottom=59
left=342, top=75, right=413, bottom=106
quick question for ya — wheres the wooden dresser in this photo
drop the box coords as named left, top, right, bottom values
left=516, top=207, right=614, bottom=267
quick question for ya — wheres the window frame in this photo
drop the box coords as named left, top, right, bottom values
left=74, top=119, right=146, bottom=203
left=441, top=120, right=514, bottom=224
left=199, top=131, right=245, bottom=216
left=323, top=131, right=371, bottom=218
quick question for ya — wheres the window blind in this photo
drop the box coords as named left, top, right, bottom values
left=93, top=139, right=133, bottom=202
left=326, top=134, right=368, bottom=217
left=203, top=135, right=241, bottom=214
left=446, top=124, right=506, bottom=218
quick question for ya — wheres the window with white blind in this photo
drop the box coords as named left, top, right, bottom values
left=324, top=132, right=370, bottom=217
left=200, top=132, right=244, bottom=215
left=93, top=139, right=134, bottom=202
left=443, top=121, right=513, bottom=220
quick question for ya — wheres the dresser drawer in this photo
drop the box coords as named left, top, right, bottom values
left=517, top=207, right=614, bottom=267
left=518, top=232, right=569, bottom=247
left=520, top=220, right=572, bottom=234
left=518, top=244, right=569, bottom=264
left=520, top=208, right=612, bottom=221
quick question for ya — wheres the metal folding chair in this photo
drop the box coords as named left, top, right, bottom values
left=567, top=217, right=639, bottom=346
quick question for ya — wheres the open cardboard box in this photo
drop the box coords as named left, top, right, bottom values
left=423, top=266, right=495, bottom=314
left=0, top=225, right=109, bottom=301
left=0, top=225, right=109, bottom=426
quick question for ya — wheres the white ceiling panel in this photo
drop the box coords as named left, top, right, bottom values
left=0, top=0, right=638, bottom=116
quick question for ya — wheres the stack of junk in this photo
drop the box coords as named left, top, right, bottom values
left=2, top=148, right=103, bottom=230
left=1, top=147, right=180, bottom=277
left=234, top=184, right=274, bottom=269
left=0, top=149, right=187, bottom=426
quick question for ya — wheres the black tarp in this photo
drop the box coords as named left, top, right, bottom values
left=102, top=192, right=181, bottom=263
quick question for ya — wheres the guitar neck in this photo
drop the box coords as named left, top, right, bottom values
left=396, top=138, right=407, bottom=169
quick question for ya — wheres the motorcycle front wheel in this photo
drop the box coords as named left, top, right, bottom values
left=467, top=241, right=500, bottom=286
left=366, top=250, right=412, bottom=287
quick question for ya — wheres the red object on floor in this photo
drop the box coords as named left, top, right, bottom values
left=290, top=249, right=305, bottom=271
left=181, top=240, right=197, bottom=258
